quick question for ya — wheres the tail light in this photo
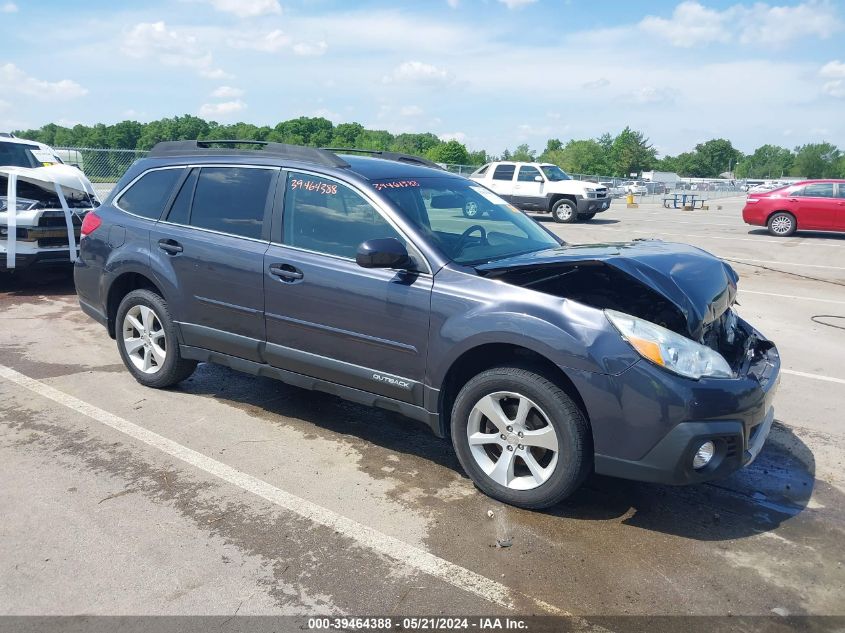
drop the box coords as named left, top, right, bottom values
left=80, top=211, right=102, bottom=238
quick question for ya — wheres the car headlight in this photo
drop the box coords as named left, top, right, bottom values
left=605, top=309, right=733, bottom=380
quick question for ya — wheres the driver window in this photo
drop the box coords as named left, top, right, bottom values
left=282, top=172, right=405, bottom=259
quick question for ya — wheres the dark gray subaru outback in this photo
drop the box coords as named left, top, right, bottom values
left=75, top=141, right=780, bottom=509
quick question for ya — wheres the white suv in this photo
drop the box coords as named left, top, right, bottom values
left=469, top=162, right=610, bottom=223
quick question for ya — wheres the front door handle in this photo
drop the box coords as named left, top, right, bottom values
left=269, top=263, right=304, bottom=282
left=158, top=239, right=183, bottom=254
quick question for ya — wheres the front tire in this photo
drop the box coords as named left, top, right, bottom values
left=580, top=213, right=596, bottom=221
left=551, top=199, right=577, bottom=223
left=116, top=289, right=197, bottom=388
left=767, top=212, right=796, bottom=237
left=451, top=367, right=591, bottom=509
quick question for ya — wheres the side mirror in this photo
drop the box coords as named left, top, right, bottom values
left=534, top=175, right=544, bottom=183
left=356, top=238, right=412, bottom=269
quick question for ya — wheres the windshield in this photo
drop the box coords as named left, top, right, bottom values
left=374, top=177, right=561, bottom=265
left=0, top=142, right=44, bottom=168
left=540, top=165, right=571, bottom=181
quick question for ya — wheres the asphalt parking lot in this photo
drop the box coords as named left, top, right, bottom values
left=1, top=195, right=843, bottom=620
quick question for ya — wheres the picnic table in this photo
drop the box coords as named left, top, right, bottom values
left=662, top=193, right=706, bottom=209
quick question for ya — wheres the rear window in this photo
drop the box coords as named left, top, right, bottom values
left=117, top=168, right=183, bottom=219
left=492, top=164, right=515, bottom=181
left=0, top=142, right=41, bottom=169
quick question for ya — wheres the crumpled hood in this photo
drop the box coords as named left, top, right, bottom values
left=1, top=164, right=98, bottom=199
left=477, top=240, right=739, bottom=339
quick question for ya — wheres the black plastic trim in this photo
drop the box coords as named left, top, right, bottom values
left=179, top=345, right=441, bottom=435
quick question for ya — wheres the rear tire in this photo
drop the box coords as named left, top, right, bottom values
left=767, top=212, right=796, bottom=237
left=451, top=367, right=591, bottom=509
left=115, top=289, right=197, bottom=388
left=551, top=199, right=577, bottom=223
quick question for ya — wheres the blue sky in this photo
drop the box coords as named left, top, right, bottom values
left=1, top=0, right=844, bottom=156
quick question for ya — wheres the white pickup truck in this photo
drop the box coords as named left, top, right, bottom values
left=468, top=161, right=611, bottom=223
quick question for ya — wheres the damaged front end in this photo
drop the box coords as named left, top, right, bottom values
left=1, top=166, right=99, bottom=270
left=477, top=240, right=773, bottom=379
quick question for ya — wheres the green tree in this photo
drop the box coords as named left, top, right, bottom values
left=426, top=139, right=470, bottom=164
left=511, top=143, right=536, bottom=162
left=689, top=139, right=743, bottom=177
left=735, top=144, right=794, bottom=179
left=791, top=143, right=841, bottom=178
left=389, top=132, right=440, bottom=156
left=609, top=127, right=656, bottom=177
left=331, top=122, right=365, bottom=147
left=543, top=139, right=610, bottom=175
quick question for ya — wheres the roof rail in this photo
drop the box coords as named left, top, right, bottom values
left=148, top=140, right=350, bottom=168
left=323, top=148, right=444, bottom=170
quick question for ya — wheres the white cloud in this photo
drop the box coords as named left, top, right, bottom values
left=199, top=100, right=247, bottom=119
left=498, top=0, right=537, bottom=8
left=0, top=99, right=9, bottom=111
left=639, top=2, right=730, bottom=47
left=1, top=2, right=18, bottom=13
left=446, top=0, right=459, bottom=7
left=292, top=41, right=328, bottom=56
left=229, top=29, right=290, bottom=53
left=383, top=61, right=455, bottom=85
left=400, top=105, right=424, bottom=117
left=822, top=80, right=845, bottom=98
left=630, top=86, right=673, bottom=104
left=738, top=1, right=841, bottom=45
left=438, top=132, right=467, bottom=142
left=820, top=60, right=845, bottom=78
left=200, top=68, right=234, bottom=80
left=818, top=61, right=845, bottom=97
left=313, top=107, right=340, bottom=121
left=211, top=85, right=244, bottom=98
left=0, top=63, right=87, bottom=99
left=204, top=0, right=281, bottom=18
left=640, top=1, right=842, bottom=48
left=582, top=77, right=609, bottom=89
left=123, top=21, right=229, bottom=78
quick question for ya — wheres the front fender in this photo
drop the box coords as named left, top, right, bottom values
left=427, top=270, right=639, bottom=389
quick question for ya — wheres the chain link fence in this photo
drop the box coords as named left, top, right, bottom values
left=57, top=147, right=745, bottom=203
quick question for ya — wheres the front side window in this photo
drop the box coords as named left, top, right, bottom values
left=283, top=172, right=405, bottom=259
left=492, top=164, right=516, bottom=181
left=117, top=168, right=183, bottom=219
left=376, top=177, right=560, bottom=265
left=540, top=165, right=572, bottom=181
left=799, top=183, right=834, bottom=198
left=517, top=166, right=542, bottom=182
left=188, top=167, right=274, bottom=239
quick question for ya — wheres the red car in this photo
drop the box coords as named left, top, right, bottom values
left=742, top=179, right=845, bottom=236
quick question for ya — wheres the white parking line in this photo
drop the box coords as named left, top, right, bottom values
left=0, top=364, right=566, bottom=616
left=560, top=225, right=845, bottom=248
left=739, top=289, right=845, bottom=305
left=728, top=258, right=845, bottom=271
left=782, top=369, right=845, bottom=385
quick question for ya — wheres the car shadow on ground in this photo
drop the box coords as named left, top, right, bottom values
left=0, top=266, right=76, bottom=299
left=531, top=215, right=620, bottom=225
left=747, top=228, right=845, bottom=241
left=180, top=363, right=819, bottom=542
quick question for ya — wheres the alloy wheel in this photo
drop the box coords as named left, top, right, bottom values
left=466, top=391, right=559, bottom=490
left=770, top=215, right=793, bottom=235
left=122, top=304, right=167, bottom=374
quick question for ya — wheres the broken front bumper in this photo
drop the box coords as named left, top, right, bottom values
left=586, top=318, right=781, bottom=485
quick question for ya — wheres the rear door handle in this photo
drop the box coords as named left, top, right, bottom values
left=269, top=263, right=304, bottom=282
left=158, top=239, right=183, bottom=254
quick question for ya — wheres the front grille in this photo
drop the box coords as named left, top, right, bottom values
left=37, top=237, right=73, bottom=248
